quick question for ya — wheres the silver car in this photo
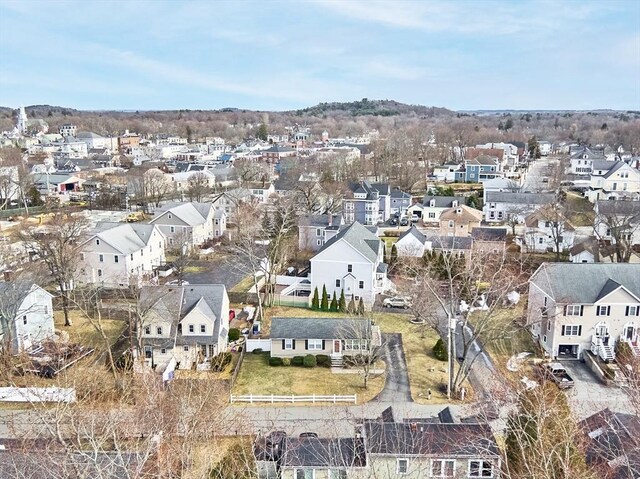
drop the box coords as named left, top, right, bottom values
left=383, top=296, right=412, bottom=309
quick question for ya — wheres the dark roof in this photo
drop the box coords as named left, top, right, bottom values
left=530, top=263, right=640, bottom=303
left=426, top=234, right=473, bottom=250
left=390, top=189, right=412, bottom=199
left=263, top=144, right=295, bottom=153
left=349, top=181, right=389, bottom=200
left=315, top=221, right=381, bottom=263
left=298, top=214, right=343, bottom=228
left=570, top=147, right=606, bottom=160
left=421, top=196, right=464, bottom=208
left=398, top=225, right=427, bottom=244
left=270, top=317, right=371, bottom=340
left=364, top=421, right=499, bottom=457
left=596, top=200, right=640, bottom=218
left=281, top=438, right=366, bottom=468
left=569, top=239, right=597, bottom=257
left=485, top=191, right=555, bottom=205
left=471, top=227, right=507, bottom=241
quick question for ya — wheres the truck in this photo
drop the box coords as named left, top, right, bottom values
left=536, top=362, right=574, bottom=389
left=126, top=211, right=145, bottom=223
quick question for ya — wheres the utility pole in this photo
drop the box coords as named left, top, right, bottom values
left=447, top=312, right=456, bottom=399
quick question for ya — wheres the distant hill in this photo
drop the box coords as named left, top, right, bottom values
left=293, top=99, right=454, bottom=118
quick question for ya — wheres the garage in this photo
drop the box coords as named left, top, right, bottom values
left=557, top=344, right=579, bottom=359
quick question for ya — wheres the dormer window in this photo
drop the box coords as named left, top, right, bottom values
left=451, top=200, right=458, bottom=207
left=96, top=239, right=100, bottom=245
left=168, top=214, right=172, bottom=219
left=430, top=200, right=436, bottom=207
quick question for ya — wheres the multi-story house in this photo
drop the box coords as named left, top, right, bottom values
left=527, top=263, right=640, bottom=361
left=261, top=144, right=296, bottom=163
left=138, top=284, right=229, bottom=371
left=521, top=206, right=576, bottom=253
left=464, top=155, right=503, bottom=183
left=343, top=181, right=391, bottom=225
left=167, top=169, right=216, bottom=194
left=59, top=124, right=77, bottom=137
left=594, top=200, right=640, bottom=251
left=586, top=161, right=640, bottom=203
left=246, top=181, right=276, bottom=204
left=569, top=147, right=607, bottom=175
left=432, top=163, right=463, bottom=182
left=211, top=188, right=253, bottom=217
left=483, top=191, right=555, bottom=223
left=389, top=188, right=412, bottom=216
left=150, top=202, right=225, bottom=249
left=395, top=225, right=473, bottom=258
left=0, top=282, right=54, bottom=353
left=408, top=196, right=464, bottom=223
left=439, top=205, right=482, bottom=237
left=79, top=223, right=166, bottom=287
left=298, top=214, right=344, bottom=252
left=474, top=142, right=518, bottom=169
left=310, top=221, right=387, bottom=309
left=538, top=141, right=552, bottom=156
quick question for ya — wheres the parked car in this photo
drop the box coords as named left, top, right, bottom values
left=536, top=362, right=574, bottom=389
left=167, top=279, right=190, bottom=286
left=400, top=217, right=409, bottom=226
left=229, top=309, right=236, bottom=320
left=126, top=211, right=146, bottom=222
left=390, top=217, right=398, bottom=225
left=383, top=296, right=412, bottom=309
left=299, top=432, right=319, bottom=438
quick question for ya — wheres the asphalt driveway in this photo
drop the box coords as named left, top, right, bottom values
left=374, top=333, right=412, bottom=402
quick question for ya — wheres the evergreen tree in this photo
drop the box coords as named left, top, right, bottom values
left=256, top=123, right=268, bottom=141
left=338, top=289, right=346, bottom=312
left=504, top=117, right=514, bottom=130
left=357, top=297, right=365, bottom=316
left=390, top=244, right=398, bottom=265
left=465, top=193, right=480, bottom=209
left=330, top=292, right=338, bottom=312
left=527, top=136, right=541, bottom=159
left=320, top=285, right=329, bottom=311
left=311, top=287, right=319, bottom=310
left=347, top=295, right=356, bottom=314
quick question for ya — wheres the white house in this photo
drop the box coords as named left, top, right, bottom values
left=408, top=196, right=464, bottom=222
left=586, top=161, right=640, bottom=203
left=395, top=226, right=428, bottom=257
left=432, top=163, right=462, bottom=182
left=483, top=191, right=555, bottom=223
left=521, top=206, right=576, bottom=253
left=569, top=239, right=598, bottom=264
left=569, top=147, right=607, bottom=175
left=527, top=263, right=640, bottom=361
left=0, top=282, right=54, bottom=353
left=594, top=200, right=640, bottom=249
left=246, top=181, right=275, bottom=204
left=310, top=221, right=388, bottom=309
left=76, top=131, right=118, bottom=151
left=79, top=223, right=166, bottom=287
left=150, top=202, right=225, bottom=249
left=482, top=177, right=521, bottom=204
left=138, top=284, right=230, bottom=371
left=538, top=141, right=552, bottom=156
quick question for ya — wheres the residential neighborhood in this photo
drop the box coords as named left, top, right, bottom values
left=0, top=1, right=638, bottom=477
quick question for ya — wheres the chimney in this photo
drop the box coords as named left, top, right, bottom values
left=328, top=215, right=333, bottom=227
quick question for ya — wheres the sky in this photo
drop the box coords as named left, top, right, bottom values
left=0, top=0, right=639, bottom=111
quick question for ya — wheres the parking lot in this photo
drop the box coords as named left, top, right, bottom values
left=559, top=361, right=632, bottom=419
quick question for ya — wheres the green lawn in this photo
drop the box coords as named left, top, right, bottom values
left=232, top=352, right=384, bottom=404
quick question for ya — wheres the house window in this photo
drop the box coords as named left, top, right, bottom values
left=359, top=281, right=364, bottom=289
left=96, top=239, right=100, bottom=245
left=44, top=305, right=49, bottom=314
left=597, top=305, right=610, bottom=316
left=22, top=315, right=27, bottom=325
left=316, top=228, right=321, bottom=237
left=189, top=324, right=195, bottom=333
left=80, top=253, right=85, bottom=260
left=335, top=279, right=341, bottom=288
left=294, top=470, right=314, bottom=479
left=308, top=339, right=323, bottom=350
left=97, top=269, right=103, bottom=277
left=328, top=470, right=346, bottom=479
left=168, top=214, right=172, bottom=219
left=317, top=239, right=322, bottom=246
left=99, top=254, right=104, bottom=262
left=562, top=325, right=581, bottom=336
left=344, top=339, right=366, bottom=351
left=160, top=348, right=167, bottom=354
left=284, top=339, right=293, bottom=350
left=114, top=255, right=119, bottom=263
left=627, top=306, right=639, bottom=316
left=566, top=305, right=581, bottom=316
left=144, top=346, right=152, bottom=359
left=170, top=226, right=175, bottom=233
left=200, top=324, right=206, bottom=333
left=431, top=459, right=455, bottom=477
left=347, top=264, right=353, bottom=273
left=469, top=460, right=493, bottom=477
left=183, top=345, right=189, bottom=352
left=397, top=458, right=409, bottom=474
left=156, top=326, right=163, bottom=335
left=144, top=326, right=151, bottom=335
left=130, top=253, right=134, bottom=260
left=428, top=212, right=436, bottom=218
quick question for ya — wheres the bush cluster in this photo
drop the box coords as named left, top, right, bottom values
left=303, top=354, right=317, bottom=368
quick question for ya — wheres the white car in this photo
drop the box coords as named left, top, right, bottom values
left=383, top=296, right=412, bottom=309
left=167, top=279, right=190, bottom=286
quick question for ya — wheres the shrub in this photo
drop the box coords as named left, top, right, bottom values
left=292, top=356, right=304, bottom=366
left=211, top=352, right=232, bottom=372
left=269, top=357, right=283, bottom=367
left=281, top=357, right=291, bottom=366
left=433, top=338, right=448, bottom=361
left=252, top=348, right=263, bottom=354
left=303, top=354, right=317, bottom=368
left=228, top=328, right=240, bottom=342
left=316, top=354, right=330, bottom=367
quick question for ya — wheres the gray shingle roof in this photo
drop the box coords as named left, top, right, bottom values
left=530, top=263, right=640, bottom=303
left=570, top=147, right=606, bottom=160
left=398, top=225, right=427, bottom=244
left=270, top=317, right=371, bottom=340
left=151, top=202, right=212, bottom=227
left=421, top=196, right=464, bottom=208
left=315, top=221, right=381, bottom=263
left=591, top=160, right=616, bottom=172
left=86, top=223, right=161, bottom=254
left=471, top=227, right=507, bottom=241
left=298, top=214, right=343, bottom=228
left=425, top=234, right=473, bottom=250
left=281, top=438, right=366, bottom=468
left=596, top=200, right=640, bottom=217
left=485, top=191, right=555, bottom=205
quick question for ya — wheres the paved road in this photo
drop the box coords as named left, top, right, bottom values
left=373, top=333, right=412, bottom=402
left=522, top=156, right=558, bottom=192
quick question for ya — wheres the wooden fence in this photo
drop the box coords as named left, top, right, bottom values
left=229, top=394, right=357, bottom=404
left=229, top=347, right=245, bottom=388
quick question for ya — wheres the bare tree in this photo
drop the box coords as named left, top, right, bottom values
left=129, top=167, right=171, bottom=212
left=593, top=200, right=640, bottom=263
left=234, top=158, right=264, bottom=187
left=167, top=231, right=193, bottom=286
left=339, top=318, right=384, bottom=389
left=186, top=171, right=211, bottom=202
left=19, top=214, right=89, bottom=327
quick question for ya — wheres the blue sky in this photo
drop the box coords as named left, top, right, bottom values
left=0, top=0, right=638, bottom=111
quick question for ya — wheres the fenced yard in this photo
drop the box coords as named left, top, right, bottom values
left=230, top=394, right=357, bottom=404
left=231, top=352, right=384, bottom=405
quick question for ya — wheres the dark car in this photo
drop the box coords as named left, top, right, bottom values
left=400, top=217, right=409, bottom=226
left=299, top=432, right=319, bottom=438
left=390, top=217, right=398, bottom=225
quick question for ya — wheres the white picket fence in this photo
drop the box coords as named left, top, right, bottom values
left=230, top=394, right=357, bottom=404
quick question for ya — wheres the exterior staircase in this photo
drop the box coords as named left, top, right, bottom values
left=591, top=336, right=615, bottom=362
left=600, top=344, right=615, bottom=362
left=630, top=341, right=640, bottom=357
left=330, top=355, right=344, bottom=369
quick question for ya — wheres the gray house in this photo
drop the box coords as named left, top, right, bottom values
left=390, top=188, right=412, bottom=216
left=343, top=181, right=391, bottom=225
left=298, top=214, right=344, bottom=252
left=483, top=191, right=555, bottom=223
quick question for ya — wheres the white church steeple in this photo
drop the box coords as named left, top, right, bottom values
left=17, top=106, right=28, bottom=134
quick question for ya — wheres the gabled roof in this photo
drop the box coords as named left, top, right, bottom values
left=315, top=221, right=380, bottom=263
left=569, top=238, right=597, bottom=257
left=263, top=144, right=295, bottom=153
left=524, top=206, right=575, bottom=231
left=421, top=196, right=464, bottom=208
left=425, top=234, right=473, bottom=250
left=466, top=155, right=498, bottom=166
left=298, top=214, right=343, bottom=228
left=270, top=317, right=371, bottom=340
left=439, top=204, right=483, bottom=223
left=471, top=227, right=507, bottom=241
left=595, top=200, right=640, bottom=218
left=398, top=225, right=427, bottom=244
left=570, top=147, right=606, bottom=160
left=84, top=223, right=161, bottom=254
left=591, top=160, right=616, bottom=172
left=530, top=263, right=640, bottom=303
left=150, top=202, right=213, bottom=227
left=390, top=189, right=411, bottom=199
